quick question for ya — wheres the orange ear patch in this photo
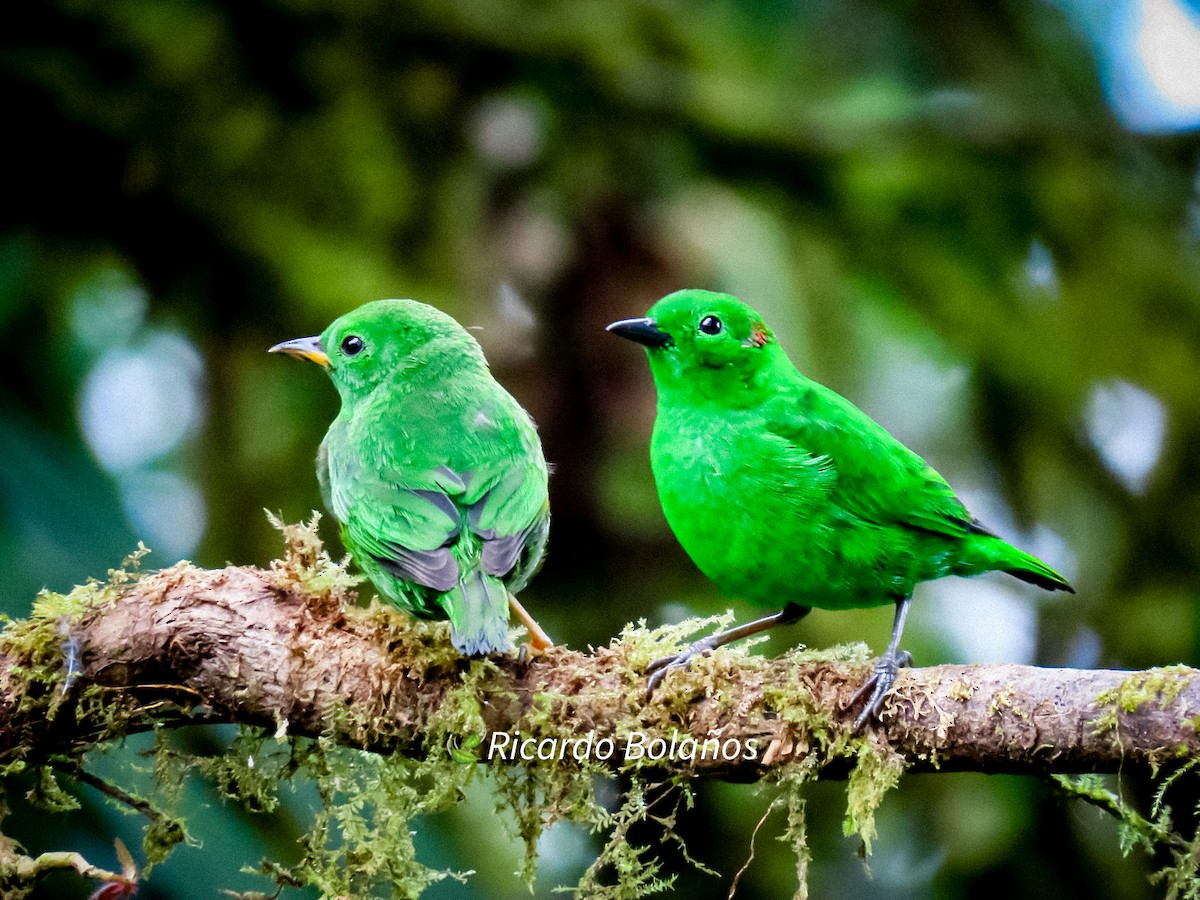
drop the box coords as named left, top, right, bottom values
left=747, top=324, right=769, bottom=348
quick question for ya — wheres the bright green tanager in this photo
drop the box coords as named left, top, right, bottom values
left=608, top=289, right=1072, bottom=727
left=272, top=298, right=552, bottom=655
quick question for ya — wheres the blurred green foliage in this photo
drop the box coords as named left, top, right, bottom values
left=3, top=0, right=1200, bottom=896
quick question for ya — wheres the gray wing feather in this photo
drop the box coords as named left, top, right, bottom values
left=480, top=531, right=526, bottom=577
left=412, top=488, right=461, bottom=523
left=373, top=544, right=459, bottom=592
left=483, top=510, right=549, bottom=589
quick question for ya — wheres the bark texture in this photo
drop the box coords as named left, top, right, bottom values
left=2, top=552, right=1197, bottom=779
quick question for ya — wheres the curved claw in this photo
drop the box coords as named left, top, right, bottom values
left=645, top=660, right=680, bottom=697
left=849, top=649, right=913, bottom=731
left=644, top=636, right=721, bottom=698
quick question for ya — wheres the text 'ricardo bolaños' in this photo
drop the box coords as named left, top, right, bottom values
left=486, top=730, right=761, bottom=763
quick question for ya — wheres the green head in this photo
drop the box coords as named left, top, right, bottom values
left=607, top=289, right=782, bottom=406
left=270, top=298, right=486, bottom=403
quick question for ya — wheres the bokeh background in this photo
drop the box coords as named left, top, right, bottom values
left=4, top=0, right=1200, bottom=896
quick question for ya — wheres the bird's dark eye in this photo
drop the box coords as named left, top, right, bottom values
left=698, top=315, right=723, bottom=335
left=341, top=335, right=365, bottom=356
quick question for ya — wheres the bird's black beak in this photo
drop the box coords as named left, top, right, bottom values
left=606, top=317, right=673, bottom=349
left=269, top=335, right=331, bottom=367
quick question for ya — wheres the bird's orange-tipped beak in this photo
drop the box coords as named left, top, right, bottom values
left=269, top=336, right=330, bottom=367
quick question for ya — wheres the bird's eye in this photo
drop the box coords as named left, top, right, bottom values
left=698, top=315, right=723, bottom=335
left=341, top=335, right=365, bottom=356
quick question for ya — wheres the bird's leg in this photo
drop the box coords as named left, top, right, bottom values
left=646, top=603, right=811, bottom=696
left=849, top=597, right=913, bottom=731
left=509, top=594, right=554, bottom=655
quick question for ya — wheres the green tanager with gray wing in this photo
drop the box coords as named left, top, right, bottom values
left=273, top=298, right=552, bottom=656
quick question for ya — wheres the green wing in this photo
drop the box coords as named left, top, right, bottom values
left=321, top=433, right=548, bottom=593
left=466, top=461, right=551, bottom=591
left=458, top=411, right=551, bottom=590
left=766, top=379, right=972, bottom=539
left=321, top=432, right=465, bottom=591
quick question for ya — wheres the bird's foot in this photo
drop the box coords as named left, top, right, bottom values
left=516, top=636, right=552, bottom=663
left=509, top=595, right=554, bottom=660
left=645, top=635, right=723, bottom=698
left=849, top=649, right=913, bottom=731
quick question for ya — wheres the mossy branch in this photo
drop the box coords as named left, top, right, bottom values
left=2, top=524, right=1197, bottom=782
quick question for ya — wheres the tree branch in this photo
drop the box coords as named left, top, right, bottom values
left=0, top=833, right=137, bottom=897
left=2, top=535, right=1197, bottom=781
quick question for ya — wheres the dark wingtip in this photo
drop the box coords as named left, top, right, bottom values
left=1006, top=568, right=1075, bottom=593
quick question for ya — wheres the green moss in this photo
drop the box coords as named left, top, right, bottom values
left=843, top=742, right=904, bottom=856
left=757, top=640, right=905, bottom=860
left=568, top=775, right=702, bottom=898
left=0, top=520, right=911, bottom=898
left=492, top=757, right=602, bottom=889
left=1090, top=667, right=1195, bottom=737
left=266, top=511, right=364, bottom=601
left=1054, top=764, right=1200, bottom=899
left=270, top=738, right=475, bottom=896
left=777, top=771, right=811, bottom=899
left=0, top=544, right=156, bottom=808
left=195, top=728, right=282, bottom=814
left=142, top=815, right=189, bottom=869
left=25, top=767, right=80, bottom=814
left=425, top=658, right=498, bottom=744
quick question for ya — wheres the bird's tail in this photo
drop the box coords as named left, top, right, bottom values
left=957, top=532, right=1075, bottom=593
left=441, top=569, right=514, bottom=655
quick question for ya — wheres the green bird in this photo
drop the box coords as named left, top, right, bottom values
left=608, top=289, right=1072, bottom=727
left=271, top=298, right=552, bottom=656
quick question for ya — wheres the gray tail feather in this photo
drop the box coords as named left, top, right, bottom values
left=445, top=570, right=513, bottom=656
